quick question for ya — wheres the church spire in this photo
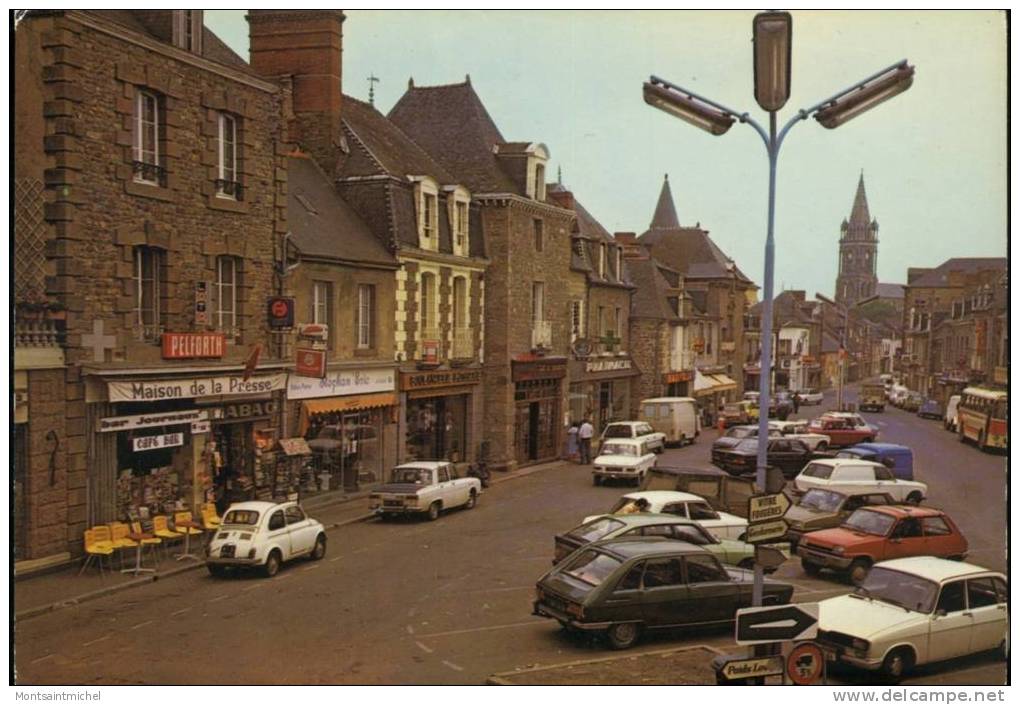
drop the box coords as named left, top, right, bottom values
left=849, top=171, right=871, bottom=228
left=650, top=173, right=680, bottom=230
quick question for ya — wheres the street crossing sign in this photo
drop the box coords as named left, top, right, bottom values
left=745, top=518, right=788, bottom=543
left=735, top=603, right=819, bottom=645
left=720, top=656, right=785, bottom=680
left=748, top=492, right=791, bottom=523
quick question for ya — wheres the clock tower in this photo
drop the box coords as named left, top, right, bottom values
left=835, top=173, right=879, bottom=306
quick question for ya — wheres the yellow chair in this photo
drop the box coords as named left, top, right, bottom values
left=153, top=515, right=183, bottom=557
left=130, top=521, right=163, bottom=568
left=79, top=529, right=115, bottom=576
left=200, top=503, right=221, bottom=531
left=173, top=511, right=204, bottom=536
left=108, top=521, right=139, bottom=570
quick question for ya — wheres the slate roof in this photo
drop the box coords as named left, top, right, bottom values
left=287, top=155, right=396, bottom=268
left=650, top=175, right=681, bottom=230
left=387, top=80, right=520, bottom=194
left=906, top=258, right=1008, bottom=289
left=627, top=256, right=683, bottom=321
left=875, top=282, right=905, bottom=299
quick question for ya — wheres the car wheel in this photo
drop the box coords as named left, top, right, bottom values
left=465, top=490, right=477, bottom=510
left=801, top=560, right=821, bottom=577
left=310, top=534, right=326, bottom=561
left=262, top=550, right=281, bottom=578
left=906, top=492, right=923, bottom=506
left=678, top=434, right=686, bottom=446
left=207, top=564, right=226, bottom=578
left=847, top=558, right=871, bottom=586
left=880, top=647, right=914, bottom=683
left=606, top=622, right=641, bottom=650
left=816, top=441, right=828, bottom=452
left=427, top=501, right=441, bottom=521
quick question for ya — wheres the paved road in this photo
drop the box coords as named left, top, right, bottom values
left=14, top=384, right=1007, bottom=685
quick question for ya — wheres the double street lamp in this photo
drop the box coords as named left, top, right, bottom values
left=644, top=11, right=914, bottom=607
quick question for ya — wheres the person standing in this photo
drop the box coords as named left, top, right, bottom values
left=578, top=418, right=595, bottom=465
left=566, top=421, right=580, bottom=462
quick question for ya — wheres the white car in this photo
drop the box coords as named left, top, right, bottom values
left=206, top=501, right=326, bottom=578
left=769, top=420, right=832, bottom=451
left=797, top=389, right=825, bottom=405
left=944, top=394, right=961, bottom=432
left=369, top=461, right=481, bottom=520
left=599, top=421, right=666, bottom=454
left=586, top=491, right=748, bottom=541
left=794, top=459, right=927, bottom=505
left=817, top=557, right=1008, bottom=681
left=592, top=438, right=657, bottom=486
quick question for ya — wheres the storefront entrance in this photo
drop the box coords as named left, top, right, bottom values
left=514, top=379, right=559, bottom=463
left=304, top=406, right=387, bottom=492
left=406, top=394, right=468, bottom=463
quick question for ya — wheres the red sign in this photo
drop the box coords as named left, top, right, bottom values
left=664, top=371, right=693, bottom=384
left=162, top=332, right=225, bottom=359
left=787, top=642, right=824, bottom=685
left=295, top=347, right=326, bottom=378
left=267, top=297, right=295, bottom=329
left=422, top=340, right=440, bottom=365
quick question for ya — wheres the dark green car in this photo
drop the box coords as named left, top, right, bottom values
left=533, top=537, right=795, bottom=649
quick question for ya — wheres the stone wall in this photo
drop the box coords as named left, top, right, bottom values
left=628, top=318, right=670, bottom=417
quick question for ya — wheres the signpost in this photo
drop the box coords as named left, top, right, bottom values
left=748, top=492, right=791, bottom=523
left=745, top=519, right=789, bottom=544
left=720, top=656, right=785, bottom=681
left=735, top=603, right=819, bottom=646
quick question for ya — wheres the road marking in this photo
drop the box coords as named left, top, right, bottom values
left=29, top=654, right=54, bottom=665
left=406, top=625, right=415, bottom=635
left=303, top=564, right=320, bottom=572
left=415, top=641, right=434, bottom=654
left=82, top=635, right=110, bottom=647
left=130, top=620, right=154, bottom=630
left=170, top=607, right=192, bottom=617
left=442, top=660, right=465, bottom=672
left=329, top=556, right=343, bottom=563
left=415, top=620, right=539, bottom=639
left=208, top=594, right=230, bottom=603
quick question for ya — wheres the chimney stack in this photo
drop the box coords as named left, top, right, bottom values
left=248, top=10, right=345, bottom=172
left=547, top=188, right=574, bottom=211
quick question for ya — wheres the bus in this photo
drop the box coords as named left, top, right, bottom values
left=957, top=387, right=1008, bottom=451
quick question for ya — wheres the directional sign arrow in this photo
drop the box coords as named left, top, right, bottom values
left=735, top=603, right=819, bottom=645
left=748, top=492, right=792, bottom=523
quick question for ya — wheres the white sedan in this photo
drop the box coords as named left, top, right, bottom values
left=206, top=501, right=326, bottom=578
left=592, top=438, right=657, bottom=486
left=794, top=459, right=927, bottom=505
left=817, top=557, right=1007, bottom=682
left=797, top=389, right=825, bottom=405
left=599, top=421, right=666, bottom=454
left=586, top=491, right=748, bottom=541
left=768, top=420, right=832, bottom=451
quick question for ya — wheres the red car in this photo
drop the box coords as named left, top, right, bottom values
left=807, top=414, right=876, bottom=448
left=797, top=505, right=968, bottom=585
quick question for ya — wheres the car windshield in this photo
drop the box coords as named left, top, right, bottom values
left=222, top=509, right=260, bottom=525
left=801, top=462, right=834, bottom=479
left=567, top=517, right=626, bottom=543
left=842, top=509, right=895, bottom=536
left=733, top=439, right=758, bottom=452
left=727, top=427, right=756, bottom=439
left=854, top=566, right=939, bottom=613
left=561, top=549, right=623, bottom=587
left=393, top=467, right=432, bottom=484
left=603, top=425, right=632, bottom=439
left=799, top=489, right=844, bottom=512
left=600, top=442, right=638, bottom=457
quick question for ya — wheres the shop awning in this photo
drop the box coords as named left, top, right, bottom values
left=694, top=371, right=738, bottom=396
left=299, top=392, right=396, bottom=435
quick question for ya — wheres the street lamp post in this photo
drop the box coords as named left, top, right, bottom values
left=644, top=12, right=914, bottom=608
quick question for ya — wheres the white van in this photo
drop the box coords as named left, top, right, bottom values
left=944, top=394, right=961, bottom=432
left=638, top=397, right=700, bottom=446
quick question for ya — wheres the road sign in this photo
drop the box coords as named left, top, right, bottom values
left=745, top=518, right=788, bottom=543
left=755, top=544, right=788, bottom=570
left=735, top=603, right=819, bottom=645
left=787, top=642, right=825, bottom=685
left=720, top=655, right=784, bottom=681
left=748, top=492, right=791, bottom=523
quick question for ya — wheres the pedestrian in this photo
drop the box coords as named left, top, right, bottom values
left=566, top=421, right=580, bottom=462
left=792, top=391, right=801, bottom=414
left=578, top=418, right=595, bottom=465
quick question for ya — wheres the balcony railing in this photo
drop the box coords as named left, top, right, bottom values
left=452, top=327, right=473, bottom=359
left=16, top=318, right=63, bottom=348
left=531, top=320, right=552, bottom=350
left=134, top=324, right=164, bottom=344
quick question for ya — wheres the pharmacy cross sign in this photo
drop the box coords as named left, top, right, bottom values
left=82, top=319, right=117, bottom=362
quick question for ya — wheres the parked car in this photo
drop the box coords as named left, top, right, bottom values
left=719, top=401, right=755, bottom=428
left=797, top=506, right=968, bottom=584
left=368, top=461, right=481, bottom=520
left=836, top=443, right=915, bottom=481
left=808, top=414, right=877, bottom=447
left=917, top=398, right=943, bottom=420
left=901, top=392, right=924, bottom=413
left=206, top=501, right=326, bottom=578
left=713, top=437, right=822, bottom=478
left=888, top=385, right=909, bottom=406
left=711, top=424, right=782, bottom=464
left=858, top=383, right=887, bottom=412
left=816, top=557, right=1007, bottom=681
left=768, top=420, right=833, bottom=451
left=784, top=489, right=896, bottom=550
left=589, top=491, right=748, bottom=540
left=600, top=421, right=666, bottom=454
left=638, top=397, right=700, bottom=446
left=533, top=537, right=794, bottom=649
left=794, top=459, right=928, bottom=505
left=552, top=514, right=767, bottom=570
left=639, top=466, right=759, bottom=519
left=592, top=439, right=658, bottom=486
left=944, top=394, right=961, bottom=432
left=743, top=391, right=760, bottom=404
left=798, top=389, right=825, bottom=405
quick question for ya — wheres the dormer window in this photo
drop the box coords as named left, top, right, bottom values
left=615, top=247, right=622, bottom=282
left=414, top=177, right=440, bottom=251
left=525, top=143, right=549, bottom=201
left=534, top=163, right=546, bottom=201
left=598, top=244, right=606, bottom=278
left=173, top=10, right=203, bottom=53
left=445, top=185, right=471, bottom=257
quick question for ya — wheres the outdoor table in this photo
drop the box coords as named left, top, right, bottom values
left=122, top=532, right=157, bottom=576
left=174, top=520, right=203, bottom=562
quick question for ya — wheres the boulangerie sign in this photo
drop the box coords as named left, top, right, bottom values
left=108, top=374, right=287, bottom=402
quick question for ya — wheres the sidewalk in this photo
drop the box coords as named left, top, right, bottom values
left=14, top=458, right=568, bottom=621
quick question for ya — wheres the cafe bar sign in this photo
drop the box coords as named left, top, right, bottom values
left=133, top=432, right=184, bottom=452
left=162, top=332, right=225, bottom=359
left=109, top=373, right=287, bottom=402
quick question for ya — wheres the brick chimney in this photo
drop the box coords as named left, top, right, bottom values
left=547, top=188, right=574, bottom=211
left=248, top=10, right=345, bottom=173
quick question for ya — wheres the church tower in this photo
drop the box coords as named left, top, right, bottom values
left=835, top=172, right=879, bottom=306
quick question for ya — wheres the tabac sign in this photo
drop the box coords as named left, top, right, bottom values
left=108, top=374, right=287, bottom=402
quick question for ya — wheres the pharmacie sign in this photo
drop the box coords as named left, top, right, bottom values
left=585, top=359, right=632, bottom=373
left=132, top=432, right=184, bottom=452
left=108, top=373, right=287, bottom=402
left=287, top=367, right=395, bottom=400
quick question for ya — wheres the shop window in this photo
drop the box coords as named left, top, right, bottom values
left=216, top=255, right=241, bottom=340
left=406, top=395, right=468, bottom=463
left=312, top=280, right=333, bottom=350
left=420, top=272, right=438, bottom=336
left=216, top=112, right=243, bottom=200
left=133, top=88, right=166, bottom=186
left=304, top=409, right=385, bottom=491
left=357, top=283, right=375, bottom=350
left=133, top=246, right=165, bottom=342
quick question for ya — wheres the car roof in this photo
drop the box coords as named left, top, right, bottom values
left=857, top=505, right=943, bottom=519
left=847, top=443, right=909, bottom=453
left=224, top=501, right=289, bottom=513
left=393, top=462, right=447, bottom=470
left=605, top=421, right=644, bottom=427
left=623, top=490, right=704, bottom=503
left=585, top=514, right=698, bottom=528
left=806, top=458, right=885, bottom=469
left=590, top=536, right=705, bottom=559
left=876, top=557, right=1001, bottom=583
left=600, top=437, right=643, bottom=445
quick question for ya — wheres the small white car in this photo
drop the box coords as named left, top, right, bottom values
left=797, top=389, right=825, bottom=405
left=369, top=461, right=481, bottom=520
left=599, top=421, right=666, bottom=454
left=586, top=491, right=748, bottom=541
left=944, top=394, right=961, bottom=432
left=794, top=459, right=927, bottom=505
left=817, top=557, right=1008, bottom=681
left=206, top=501, right=326, bottom=578
left=592, top=439, right=657, bottom=486
left=769, top=420, right=832, bottom=451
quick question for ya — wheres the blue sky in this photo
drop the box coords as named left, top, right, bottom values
left=206, top=10, right=1007, bottom=299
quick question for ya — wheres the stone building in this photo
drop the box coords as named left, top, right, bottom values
left=835, top=173, right=880, bottom=307
left=389, top=79, right=575, bottom=470
left=14, top=10, right=289, bottom=565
